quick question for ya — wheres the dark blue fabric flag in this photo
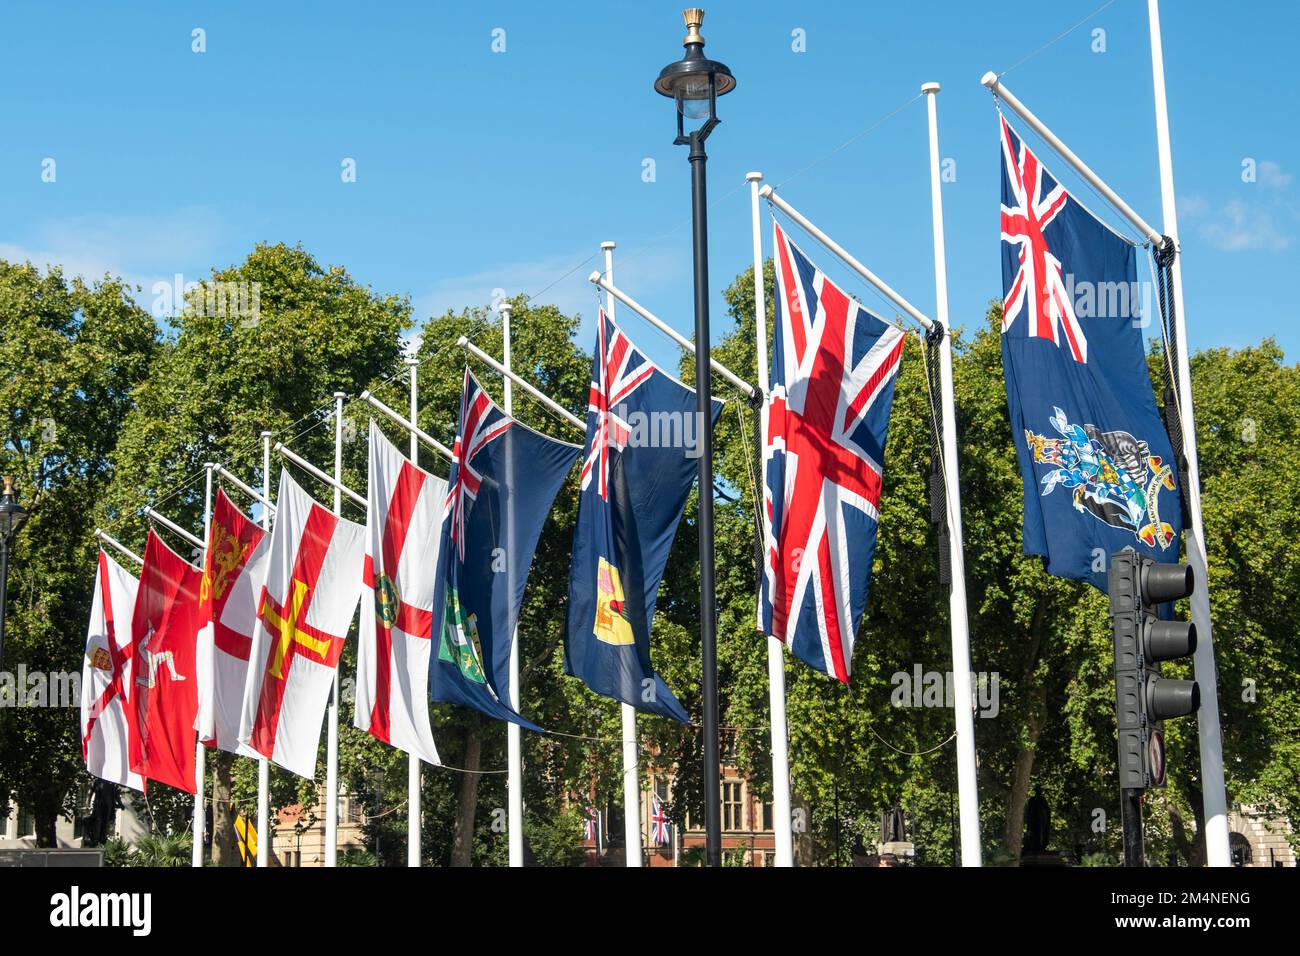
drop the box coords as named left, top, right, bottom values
left=999, top=116, right=1182, bottom=589
left=430, top=368, right=579, bottom=730
left=564, top=313, right=721, bottom=723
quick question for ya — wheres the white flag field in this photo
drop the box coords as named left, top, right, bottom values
left=81, top=550, right=144, bottom=791
left=238, top=469, right=365, bottom=778
left=355, top=421, right=444, bottom=765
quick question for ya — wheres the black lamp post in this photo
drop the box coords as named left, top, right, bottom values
left=0, top=475, right=31, bottom=666
left=655, top=7, right=734, bottom=868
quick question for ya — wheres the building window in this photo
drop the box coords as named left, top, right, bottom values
left=654, top=777, right=670, bottom=803
left=16, top=807, right=34, bottom=837
left=722, top=782, right=744, bottom=831
left=761, top=800, right=773, bottom=832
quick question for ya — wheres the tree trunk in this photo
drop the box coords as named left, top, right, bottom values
left=35, top=807, right=58, bottom=848
left=451, top=723, right=482, bottom=867
left=210, top=751, right=238, bottom=866
left=1003, top=686, right=1046, bottom=862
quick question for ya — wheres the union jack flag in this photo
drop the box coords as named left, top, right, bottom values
left=651, top=795, right=671, bottom=846
left=758, top=222, right=906, bottom=683
left=579, top=309, right=654, bottom=500
left=999, top=114, right=1088, bottom=363
left=445, top=368, right=512, bottom=561
left=583, top=806, right=599, bottom=842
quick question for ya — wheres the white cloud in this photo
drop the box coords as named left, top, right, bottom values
left=413, top=245, right=687, bottom=325
left=1194, top=199, right=1293, bottom=253
left=0, top=207, right=226, bottom=294
left=1259, top=160, right=1292, bottom=190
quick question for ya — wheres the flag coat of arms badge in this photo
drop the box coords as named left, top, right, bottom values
left=128, top=530, right=203, bottom=793
left=998, top=115, right=1181, bottom=588
left=564, top=312, right=719, bottom=722
left=196, top=488, right=269, bottom=758
left=429, top=368, right=579, bottom=730
left=239, top=469, right=365, bottom=778
left=355, top=421, right=445, bottom=765
left=758, top=222, right=907, bottom=683
left=81, top=549, right=144, bottom=791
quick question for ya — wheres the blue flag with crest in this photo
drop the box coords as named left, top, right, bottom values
left=429, top=368, right=579, bottom=729
left=564, top=313, right=721, bottom=723
left=998, top=116, right=1182, bottom=589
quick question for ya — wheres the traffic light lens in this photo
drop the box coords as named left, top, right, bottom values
left=1146, top=620, right=1197, bottom=662
left=1147, top=676, right=1200, bottom=720
left=1143, top=562, right=1194, bottom=603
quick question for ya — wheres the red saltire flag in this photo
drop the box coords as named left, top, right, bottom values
left=238, top=469, right=365, bottom=778
left=354, top=421, right=443, bottom=765
left=81, top=549, right=144, bottom=791
left=196, top=488, right=269, bottom=757
left=128, top=530, right=203, bottom=793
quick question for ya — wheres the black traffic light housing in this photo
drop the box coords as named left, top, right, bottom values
left=1108, top=549, right=1199, bottom=789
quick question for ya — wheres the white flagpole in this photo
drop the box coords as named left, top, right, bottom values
left=602, top=241, right=644, bottom=869
left=1146, top=0, right=1230, bottom=868
left=192, top=463, right=214, bottom=867
left=501, top=302, right=525, bottom=869
left=94, top=529, right=144, bottom=566
left=746, top=172, right=793, bottom=869
left=406, top=357, right=422, bottom=869
left=325, top=392, right=345, bottom=868
left=922, top=83, right=982, bottom=867
left=257, top=430, right=272, bottom=868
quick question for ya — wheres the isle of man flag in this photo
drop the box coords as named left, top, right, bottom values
left=239, top=469, right=365, bottom=778
left=197, top=488, right=269, bottom=757
left=355, top=421, right=444, bottom=765
left=81, top=549, right=144, bottom=791
left=129, top=531, right=203, bottom=793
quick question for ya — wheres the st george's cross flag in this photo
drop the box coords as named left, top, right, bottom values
left=758, top=223, right=907, bottom=683
left=998, top=115, right=1181, bottom=589
left=239, top=469, right=365, bottom=778
left=355, top=421, right=444, bottom=765
left=196, top=488, right=269, bottom=757
left=128, top=531, right=203, bottom=793
left=430, top=368, right=579, bottom=730
left=565, top=312, right=719, bottom=722
left=81, top=550, right=144, bottom=791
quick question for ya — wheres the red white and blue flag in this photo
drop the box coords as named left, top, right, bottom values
left=651, top=795, right=671, bottom=846
left=758, top=222, right=906, bottom=682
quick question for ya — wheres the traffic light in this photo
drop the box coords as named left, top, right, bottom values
left=1108, top=549, right=1199, bottom=790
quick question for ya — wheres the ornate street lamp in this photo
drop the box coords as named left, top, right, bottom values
left=655, top=8, right=734, bottom=868
left=0, top=475, right=31, bottom=665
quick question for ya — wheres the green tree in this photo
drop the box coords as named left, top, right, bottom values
left=0, top=261, right=157, bottom=846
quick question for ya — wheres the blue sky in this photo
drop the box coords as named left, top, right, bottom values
left=2, top=1, right=1297, bottom=384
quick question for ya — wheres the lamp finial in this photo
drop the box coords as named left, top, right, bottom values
left=683, top=8, right=705, bottom=47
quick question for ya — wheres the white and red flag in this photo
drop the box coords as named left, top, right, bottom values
left=355, top=421, right=443, bottom=764
left=196, top=488, right=269, bottom=757
left=239, top=469, right=364, bottom=778
left=81, top=549, right=144, bottom=791
left=128, top=531, right=203, bottom=793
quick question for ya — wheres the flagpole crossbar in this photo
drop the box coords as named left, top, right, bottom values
left=457, top=336, right=586, bottom=433
left=273, top=442, right=366, bottom=508
left=359, top=389, right=454, bottom=462
left=214, top=464, right=277, bottom=514
left=758, top=185, right=934, bottom=334
left=142, top=506, right=205, bottom=550
left=587, top=272, right=757, bottom=398
left=980, top=72, right=1164, bottom=247
left=94, top=528, right=144, bottom=566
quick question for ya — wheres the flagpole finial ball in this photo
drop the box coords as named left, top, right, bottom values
left=334, top=391, right=347, bottom=399
left=588, top=270, right=602, bottom=284
left=746, top=171, right=763, bottom=182
left=921, top=82, right=941, bottom=94
left=980, top=71, right=999, bottom=89
left=601, top=241, right=616, bottom=251
left=682, top=8, right=705, bottom=46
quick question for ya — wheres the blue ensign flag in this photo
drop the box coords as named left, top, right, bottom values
left=999, top=116, right=1182, bottom=589
left=564, top=313, right=721, bottom=723
left=430, top=368, right=579, bottom=729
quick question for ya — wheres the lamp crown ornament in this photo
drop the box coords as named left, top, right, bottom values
left=682, top=8, right=705, bottom=46
left=1, top=476, right=13, bottom=497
